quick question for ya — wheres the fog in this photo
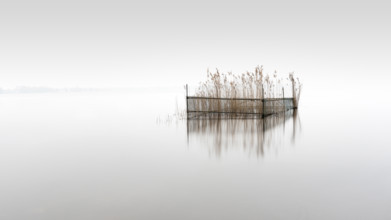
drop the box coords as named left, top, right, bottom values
left=1, top=1, right=391, bottom=219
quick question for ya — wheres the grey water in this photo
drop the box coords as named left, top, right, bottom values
left=1, top=89, right=390, bottom=220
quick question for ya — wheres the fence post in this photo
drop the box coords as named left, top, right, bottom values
left=282, top=87, right=285, bottom=111
left=291, top=78, right=296, bottom=108
left=262, top=88, right=265, bottom=118
left=186, top=84, right=189, bottom=117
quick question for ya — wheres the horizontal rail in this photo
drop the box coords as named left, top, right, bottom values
left=187, top=96, right=293, bottom=101
left=188, top=110, right=268, bottom=115
left=188, top=107, right=296, bottom=114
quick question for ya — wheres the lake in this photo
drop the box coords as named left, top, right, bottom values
left=0, top=89, right=390, bottom=220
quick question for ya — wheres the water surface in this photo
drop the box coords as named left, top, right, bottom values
left=0, top=90, right=390, bottom=220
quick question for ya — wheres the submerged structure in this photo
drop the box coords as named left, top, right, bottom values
left=186, top=66, right=301, bottom=119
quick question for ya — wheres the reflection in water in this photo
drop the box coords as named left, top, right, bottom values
left=187, top=110, right=301, bottom=158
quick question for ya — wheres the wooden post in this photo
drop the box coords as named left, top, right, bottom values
left=186, top=84, right=189, bottom=115
left=291, top=78, right=296, bottom=108
left=282, top=87, right=285, bottom=111
left=262, top=88, right=265, bottom=118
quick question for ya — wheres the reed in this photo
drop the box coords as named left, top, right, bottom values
left=189, top=66, right=302, bottom=115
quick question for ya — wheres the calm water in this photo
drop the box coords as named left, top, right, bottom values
left=1, top=90, right=390, bottom=220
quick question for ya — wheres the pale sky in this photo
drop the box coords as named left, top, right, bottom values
left=1, top=0, right=390, bottom=101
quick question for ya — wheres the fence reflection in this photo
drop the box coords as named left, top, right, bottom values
left=187, top=110, right=301, bottom=158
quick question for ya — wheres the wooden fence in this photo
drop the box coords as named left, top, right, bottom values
left=185, top=85, right=296, bottom=119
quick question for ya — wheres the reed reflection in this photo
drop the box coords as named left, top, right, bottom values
left=187, top=110, right=301, bottom=158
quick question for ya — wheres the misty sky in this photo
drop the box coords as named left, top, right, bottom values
left=1, top=0, right=390, bottom=99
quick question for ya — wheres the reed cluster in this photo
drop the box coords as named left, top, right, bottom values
left=189, top=66, right=302, bottom=115
left=289, top=73, right=302, bottom=108
left=195, top=66, right=301, bottom=100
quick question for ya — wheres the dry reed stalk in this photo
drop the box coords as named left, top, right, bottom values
left=192, top=66, right=302, bottom=114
